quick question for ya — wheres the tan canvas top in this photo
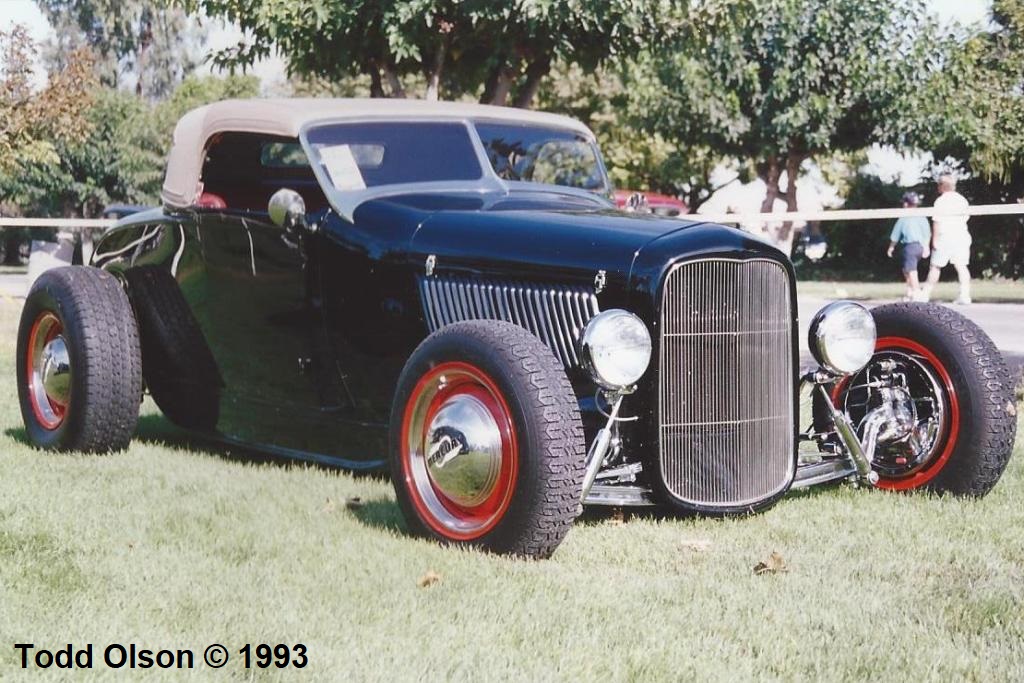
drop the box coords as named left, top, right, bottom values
left=160, top=97, right=594, bottom=209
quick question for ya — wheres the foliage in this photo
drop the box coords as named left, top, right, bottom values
left=635, top=0, right=947, bottom=249
left=38, top=0, right=207, bottom=98
left=0, top=25, right=98, bottom=212
left=18, top=89, right=166, bottom=217
left=914, top=0, right=1024, bottom=185
left=181, top=0, right=677, bottom=107
left=536, top=63, right=724, bottom=207
left=1, top=26, right=259, bottom=220
left=151, top=72, right=261, bottom=135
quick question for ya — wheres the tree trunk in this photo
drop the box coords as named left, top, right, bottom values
left=776, top=151, right=803, bottom=254
left=382, top=63, right=406, bottom=98
left=512, top=57, right=550, bottom=108
left=483, top=63, right=520, bottom=105
left=756, top=157, right=783, bottom=244
left=366, top=61, right=385, bottom=98
left=135, top=17, right=153, bottom=97
left=480, top=61, right=503, bottom=103
left=424, top=38, right=448, bottom=101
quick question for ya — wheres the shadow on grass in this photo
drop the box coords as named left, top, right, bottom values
left=4, top=426, right=29, bottom=445
left=134, top=413, right=412, bottom=533
left=133, top=413, right=386, bottom=480
left=348, top=498, right=406, bottom=533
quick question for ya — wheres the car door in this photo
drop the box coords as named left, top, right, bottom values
left=189, top=208, right=328, bottom=452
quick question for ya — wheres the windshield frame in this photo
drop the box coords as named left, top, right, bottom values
left=299, top=115, right=612, bottom=221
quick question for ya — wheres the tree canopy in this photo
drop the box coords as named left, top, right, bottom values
left=924, top=0, right=1024, bottom=184
left=183, top=0, right=677, bottom=107
left=38, top=0, right=206, bottom=98
left=632, top=0, right=945, bottom=248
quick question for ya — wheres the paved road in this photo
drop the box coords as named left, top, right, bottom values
left=0, top=273, right=28, bottom=300
left=2, top=272, right=1020, bottom=382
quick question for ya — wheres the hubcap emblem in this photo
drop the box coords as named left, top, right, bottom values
left=424, top=394, right=503, bottom=508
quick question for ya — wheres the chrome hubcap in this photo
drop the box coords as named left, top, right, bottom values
left=425, top=394, right=503, bottom=508
left=40, top=336, right=71, bottom=407
left=27, top=312, right=71, bottom=429
left=403, top=363, right=517, bottom=539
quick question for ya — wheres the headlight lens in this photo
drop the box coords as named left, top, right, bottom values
left=809, top=301, right=877, bottom=375
left=581, top=309, right=652, bottom=391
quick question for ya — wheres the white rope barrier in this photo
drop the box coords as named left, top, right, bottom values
left=0, top=218, right=117, bottom=229
left=695, top=202, right=1024, bottom=224
left=2, top=202, right=1023, bottom=230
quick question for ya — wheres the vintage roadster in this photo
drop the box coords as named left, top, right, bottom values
left=17, top=99, right=1017, bottom=558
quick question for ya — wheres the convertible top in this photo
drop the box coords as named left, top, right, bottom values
left=160, top=98, right=595, bottom=209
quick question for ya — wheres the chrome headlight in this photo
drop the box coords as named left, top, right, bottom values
left=581, top=309, right=652, bottom=391
left=809, top=301, right=877, bottom=375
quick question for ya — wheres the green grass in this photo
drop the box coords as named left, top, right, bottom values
left=797, top=278, right=1024, bottom=303
left=0, top=297, right=1022, bottom=681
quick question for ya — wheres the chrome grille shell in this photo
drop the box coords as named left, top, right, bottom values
left=657, top=257, right=796, bottom=508
left=419, top=275, right=600, bottom=368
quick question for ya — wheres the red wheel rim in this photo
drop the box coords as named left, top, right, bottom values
left=26, top=311, right=70, bottom=430
left=832, top=336, right=960, bottom=490
left=400, top=361, right=518, bottom=540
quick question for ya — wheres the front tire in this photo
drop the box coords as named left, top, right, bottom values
left=832, top=302, right=1016, bottom=495
left=17, top=266, right=142, bottom=452
left=390, top=321, right=585, bottom=558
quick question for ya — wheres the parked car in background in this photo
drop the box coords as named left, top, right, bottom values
left=613, top=189, right=688, bottom=216
left=16, top=99, right=1018, bottom=558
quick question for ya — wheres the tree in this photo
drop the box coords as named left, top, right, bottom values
left=37, top=0, right=207, bottom=99
left=923, top=0, right=1024, bottom=183
left=2, top=23, right=258, bottom=220
left=536, top=62, right=727, bottom=208
left=907, top=0, right=1024, bottom=278
left=635, top=0, right=946, bottom=250
left=1, top=25, right=98, bottom=210
left=182, top=0, right=675, bottom=107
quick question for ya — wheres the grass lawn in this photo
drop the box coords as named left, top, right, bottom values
left=0, top=296, right=1022, bottom=681
left=797, top=278, right=1024, bottom=303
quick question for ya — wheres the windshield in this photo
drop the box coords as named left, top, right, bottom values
left=304, top=121, right=483, bottom=190
left=474, top=121, right=608, bottom=193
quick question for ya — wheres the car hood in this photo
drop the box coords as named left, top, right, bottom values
left=408, top=204, right=708, bottom=289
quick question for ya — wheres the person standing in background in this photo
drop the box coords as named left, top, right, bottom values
left=886, top=192, right=930, bottom=301
left=922, top=174, right=973, bottom=305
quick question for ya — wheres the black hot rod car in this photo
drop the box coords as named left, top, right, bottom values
left=18, top=99, right=1017, bottom=558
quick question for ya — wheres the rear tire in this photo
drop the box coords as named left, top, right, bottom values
left=123, top=265, right=222, bottom=431
left=389, top=321, right=585, bottom=558
left=832, top=303, right=1016, bottom=496
left=17, top=266, right=142, bottom=452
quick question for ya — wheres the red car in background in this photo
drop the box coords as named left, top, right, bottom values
left=613, top=189, right=688, bottom=216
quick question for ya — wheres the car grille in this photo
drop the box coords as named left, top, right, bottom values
left=658, top=258, right=795, bottom=507
left=419, top=275, right=600, bottom=368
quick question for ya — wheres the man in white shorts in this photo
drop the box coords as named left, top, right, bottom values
left=922, top=174, right=972, bottom=305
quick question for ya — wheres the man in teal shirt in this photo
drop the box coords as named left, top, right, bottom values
left=886, top=192, right=930, bottom=301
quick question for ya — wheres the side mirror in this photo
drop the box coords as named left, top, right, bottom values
left=268, top=188, right=307, bottom=231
